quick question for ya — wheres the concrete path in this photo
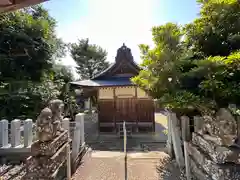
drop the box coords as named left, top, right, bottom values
left=71, top=112, right=184, bottom=180
left=71, top=150, right=171, bottom=180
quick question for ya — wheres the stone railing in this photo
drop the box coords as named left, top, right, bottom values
left=0, top=100, right=92, bottom=179
left=21, top=100, right=86, bottom=180
left=167, top=108, right=240, bottom=180
left=0, top=119, right=34, bottom=157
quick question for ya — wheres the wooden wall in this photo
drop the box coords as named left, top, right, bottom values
left=98, top=86, right=149, bottom=99
left=98, top=86, right=154, bottom=132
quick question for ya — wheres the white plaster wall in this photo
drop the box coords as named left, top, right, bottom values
left=98, top=86, right=149, bottom=99
left=115, top=86, right=135, bottom=98
left=99, top=88, right=114, bottom=99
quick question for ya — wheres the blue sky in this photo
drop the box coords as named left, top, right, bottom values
left=43, top=0, right=200, bottom=67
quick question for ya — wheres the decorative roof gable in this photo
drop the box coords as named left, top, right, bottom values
left=93, top=43, right=140, bottom=80
left=70, top=44, right=140, bottom=87
left=115, top=43, right=134, bottom=63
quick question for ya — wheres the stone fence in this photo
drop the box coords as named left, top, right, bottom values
left=0, top=119, right=34, bottom=151
left=0, top=118, right=81, bottom=159
left=0, top=99, right=94, bottom=179
left=0, top=113, right=97, bottom=158
left=22, top=98, right=88, bottom=180
left=167, top=108, right=240, bottom=180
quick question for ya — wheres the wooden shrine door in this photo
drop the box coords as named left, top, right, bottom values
left=115, top=98, right=137, bottom=123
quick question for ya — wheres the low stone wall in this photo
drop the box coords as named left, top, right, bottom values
left=84, top=113, right=98, bottom=141
left=187, top=108, right=240, bottom=180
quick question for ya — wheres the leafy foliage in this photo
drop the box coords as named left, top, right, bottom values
left=133, top=1, right=240, bottom=116
left=0, top=6, right=66, bottom=82
left=0, top=6, right=72, bottom=120
left=0, top=64, right=75, bottom=119
left=70, top=38, right=109, bottom=79
left=185, top=0, right=240, bottom=57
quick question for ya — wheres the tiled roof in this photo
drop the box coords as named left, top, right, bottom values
left=70, top=44, right=140, bottom=87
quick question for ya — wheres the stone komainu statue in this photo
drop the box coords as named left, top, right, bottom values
left=49, top=99, right=65, bottom=135
left=36, top=107, right=54, bottom=142
left=36, top=99, right=65, bottom=142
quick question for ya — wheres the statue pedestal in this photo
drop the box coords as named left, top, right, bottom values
left=24, top=131, right=70, bottom=180
left=31, top=130, right=68, bottom=156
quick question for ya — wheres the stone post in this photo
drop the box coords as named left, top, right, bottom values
left=62, top=118, right=71, bottom=179
left=166, top=111, right=173, bottom=157
left=80, top=114, right=85, bottom=146
left=66, top=143, right=71, bottom=180
left=11, top=119, right=21, bottom=147
left=170, top=113, right=184, bottom=167
left=72, top=113, right=82, bottom=161
left=84, top=98, right=90, bottom=110
left=237, top=116, right=240, bottom=139
left=0, top=119, right=9, bottom=148
left=24, top=119, right=33, bottom=147
left=193, top=116, right=202, bottom=133
left=181, top=116, right=191, bottom=180
left=62, top=118, right=70, bottom=131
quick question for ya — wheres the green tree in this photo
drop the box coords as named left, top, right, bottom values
left=0, top=6, right=66, bottom=82
left=0, top=6, right=67, bottom=119
left=133, top=0, right=240, bottom=116
left=51, top=64, right=77, bottom=118
left=52, top=64, right=74, bottom=84
left=132, top=23, right=205, bottom=114
left=185, top=0, right=240, bottom=58
left=70, top=38, right=109, bottom=79
left=133, top=23, right=183, bottom=97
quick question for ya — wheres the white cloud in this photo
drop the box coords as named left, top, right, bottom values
left=57, top=0, right=156, bottom=67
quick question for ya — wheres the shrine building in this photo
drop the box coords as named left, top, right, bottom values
left=70, top=44, right=155, bottom=133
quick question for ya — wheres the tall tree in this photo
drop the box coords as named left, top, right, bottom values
left=185, top=0, right=240, bottom=58
left=70, top=39, right=109, bottom=79
left=52, top=64, right=74, bottom=83
left=133, top=23, right=185, bottom=95
left=0, top=5, right=67, bottom=119
left=0, top=6, right=66, bottom=83
left=133, top=0, right=240, bottom=116
left=132, top=23, right=200, bottom=112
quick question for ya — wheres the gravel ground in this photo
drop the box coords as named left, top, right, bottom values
left=0, top=164, right=26, bottom=180
left=157, top=156, right=187, bottom=180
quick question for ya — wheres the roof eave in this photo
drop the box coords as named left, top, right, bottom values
left=0, top=0, right=48, bottom=13
left=92, top=60, right=140, bottom=80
